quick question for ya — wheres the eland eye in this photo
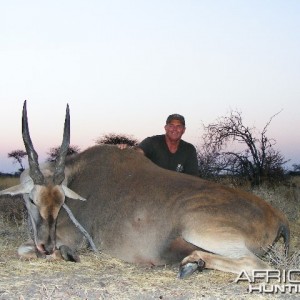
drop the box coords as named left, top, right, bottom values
left=29, top=198, right=35, bottom=205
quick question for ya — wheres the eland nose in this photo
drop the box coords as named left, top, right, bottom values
left=37, top=243, right=55, bottom=255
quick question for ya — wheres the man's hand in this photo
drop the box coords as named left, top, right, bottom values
left=117, top=144, right=128, bottom=150
left=117, top=144, right=144, bottom=155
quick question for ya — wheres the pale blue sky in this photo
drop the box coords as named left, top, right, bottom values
left=0, top=0, right=299, bottom=173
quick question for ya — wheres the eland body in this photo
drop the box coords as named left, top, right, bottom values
left=0, top=101, right=290, bottom=277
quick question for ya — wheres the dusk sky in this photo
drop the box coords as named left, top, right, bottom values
left=0, top=1, right=299, bottom=173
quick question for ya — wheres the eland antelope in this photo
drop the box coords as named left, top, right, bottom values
left=0, top=101, right=290, bottom=278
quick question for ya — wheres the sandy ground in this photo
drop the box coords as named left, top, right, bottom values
left=0, top=222, right=299, bottom=300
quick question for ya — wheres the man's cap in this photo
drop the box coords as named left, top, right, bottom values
left=166, top=114, right=185, bottom=126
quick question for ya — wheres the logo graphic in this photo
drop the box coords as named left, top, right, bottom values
left=176, top=164, right=184, bottom=172
left=235, top=270, right=300, bottom=294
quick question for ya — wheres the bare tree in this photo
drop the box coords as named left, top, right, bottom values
left=47, top=145, right=80, bottom=162
left=95, top=133, right=138, bottom=146
left=197, top=144, right=226, bottom=180
left=200, top=110, right=287, bottom=186
left=8, top=150, right=27, bottom=172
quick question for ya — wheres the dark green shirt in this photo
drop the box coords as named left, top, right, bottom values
left=139, top=135, right=199, bottom=176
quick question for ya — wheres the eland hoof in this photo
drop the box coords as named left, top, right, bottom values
left=178, top=259, right=206, bottom=279
left=178, top=262, right=198, bottom=279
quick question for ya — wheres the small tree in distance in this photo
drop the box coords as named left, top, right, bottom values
left=292, top=164, right=300, bottom=172
left=95, top=133, right=139, bottom=146
left=46, top=145, right=81, bottom=162
left=8, top=150, right=27, bottom=173
left=290, top=164, right=300, bottom=176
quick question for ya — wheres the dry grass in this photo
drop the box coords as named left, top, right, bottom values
left=251, top=184, right=300, bottom=221
left=0, top=176, right=26, bottom=225
left=263, top=242, right=300, bottom=271
left=0, top=176, right=299, bottom=299
left=0, top=196, right=26, bottom=226
left=0, top=176, right=19, bottom=190
left=290, top=176, right=300, bottom=186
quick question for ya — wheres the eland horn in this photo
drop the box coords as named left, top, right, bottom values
left=22, top=100, right=45, bottom=185
left=53, top=104, right=70, bottom=185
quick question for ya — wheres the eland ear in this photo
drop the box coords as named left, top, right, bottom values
left=62, top=185, right=86, bottom=201
left=0, top=183, right=33, bottom=196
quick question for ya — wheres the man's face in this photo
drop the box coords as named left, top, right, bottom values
left=164, top=120, right=186, bottom=142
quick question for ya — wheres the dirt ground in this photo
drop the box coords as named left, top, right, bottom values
left=0, top=221, right=299, bottom=300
